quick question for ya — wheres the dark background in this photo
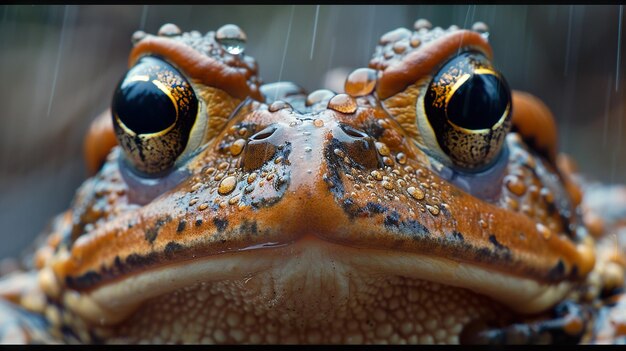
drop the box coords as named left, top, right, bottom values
left=0, top=5, right=624, bottom=259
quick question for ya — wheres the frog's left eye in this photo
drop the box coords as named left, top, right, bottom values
left=112, top=56, right=198, bottom=175
left=417, top=51, right=512, bottom=170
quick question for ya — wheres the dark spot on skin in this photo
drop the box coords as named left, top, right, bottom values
left=488, top=234, right=509, bottom=251
left=126, top=252, right=160, bottom=268
left=239, top=220, right=259, bottom=236
left=342, top=198, right=357, bottom=216
left=144, top=228, right=158, bottom=243
left=65, top=270, right=101, bottom=289
left=547, top=259, right=566, bottom=281
left=365, top=202, right=386, bottom=214
left=195, top=218, right=203, bottom=227
left=177, top=220, right=187, bottom=233
left=60, top=325, right=81, bottom=341
left=546, top=202, right=558, bottom=216
left=324, top=138, right=347, bottom=197
left=383, top=211, right=430, bottom=238
left=213, top=218, right=229, bottom=232
left=145, top=215, right=172, bottom=243
left=401, top=219, right=430, bottom=238
left=472, top=243, right=514, bottom=267
left=570, top=265, right=579, bottom=279
left=341, top=199, right=389, bottom=219
left=452, top=231, right=464, bottom=241
left=462, top=300, right=586, bottom=344
left=164, top=241, right=184, bottom=256
left=384, top=211, right=400, bottom=227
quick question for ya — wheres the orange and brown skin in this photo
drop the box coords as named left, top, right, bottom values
left=0, top=21, right=623, bottom=344
left=54, top=27, right=590, bottom=289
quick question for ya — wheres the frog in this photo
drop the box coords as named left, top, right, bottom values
left=0, top=19, right=625, bottom=344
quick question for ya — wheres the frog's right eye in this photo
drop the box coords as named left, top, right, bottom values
left=416, top=51, right=512, bottom=171
left=111, top=56, right=198, bottom=175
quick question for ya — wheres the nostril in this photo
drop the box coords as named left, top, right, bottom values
left=241, top=124, right=284, bottom=171
left=249, top=126, right=277, bottom=141
left=339, top=124, right=369, bottom=139
left=333, top=124, right=381, bottom=170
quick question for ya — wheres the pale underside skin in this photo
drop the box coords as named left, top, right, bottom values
left=59, top=237, right=574, bottom=344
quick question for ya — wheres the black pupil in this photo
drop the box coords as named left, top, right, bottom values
left=447, top=73, right=509, bottom=130
left=113, top=79, right=176, bottom=135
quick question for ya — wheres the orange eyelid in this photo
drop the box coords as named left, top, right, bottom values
left=376, top=30, right=493, bottom=100
left=83, top=109, right=118, bottom=176
left=129, top=36, right=263, bottom=101
left=511, top=90, right=558, bottom=164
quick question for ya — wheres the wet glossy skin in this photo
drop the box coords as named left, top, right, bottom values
left=1, top=20, right=625, bottom=344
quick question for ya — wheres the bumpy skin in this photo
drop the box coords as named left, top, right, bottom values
left=0, top=20, right=624, bottom=344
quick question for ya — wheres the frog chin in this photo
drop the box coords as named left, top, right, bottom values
left=61, top=236, right=573, bottom=331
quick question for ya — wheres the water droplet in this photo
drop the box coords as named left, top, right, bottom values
left=522, top=204, right=535, bottom=217
left=189, top=198, right=199, bottom=206
left=229, top=194, right=241, bottom=205
left=345, top=68, right=378, bottom=97
left=327, top=94, right=357, bottom=114
left=131, top=30, right=147, bottom=45
left=306, top=89, right=335, bottom=106
left=216, top=24, right=247, bottom=55
left=393, top=39, right=409, bottom=54
left=218, top=162, right=230, bottom=171
left=218, top=176, right=237, bottom=195
left=471, top=22, right=489, bottom=39
left=524, top=155, right=536, bottom=169
left=505, top=197, right=519, bottom=211
left=528, top=185, right=540, bottom=199
left=230, top=139, right=246, bottom=156
left=247, top=173, right=257, bottom=184
left=305, top=146, right=312, bottom=153
left=198, top=203, right=208, bottom=211
left=382, top=157, right=394, bottom=167
left=410, top=34, right=421, bottom=48
left=504, top=175, right=526, bottom=196
left=407, top=186, right=424, bottom=200
left=370, top=170, right=383, bottom=181
left=191, top=182, right=203, bottom=192
left=313, top=119, right=325, bottom=127
left=414, top=19, right=432, bottom=30
left=427, top=205, right=440, bottom=216
left=396, top=153, right=407, bottom=165
left=268, top=101, right=292, bottom=112
left=478, top=219, right=488, bottom=229
left=375, top=142, right=390, bottom=156
left=380, top=28, right=412, bottom=44
left=537, top=223, right=552, bottom=240
left=540, top=188, right=554, bottom=204
left=158, top=23, right=181, bottom=37
left=382, top=180, right=394, bottom=190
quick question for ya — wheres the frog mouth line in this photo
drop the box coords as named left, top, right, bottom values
left=61, top=236, right=573, bottom=327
